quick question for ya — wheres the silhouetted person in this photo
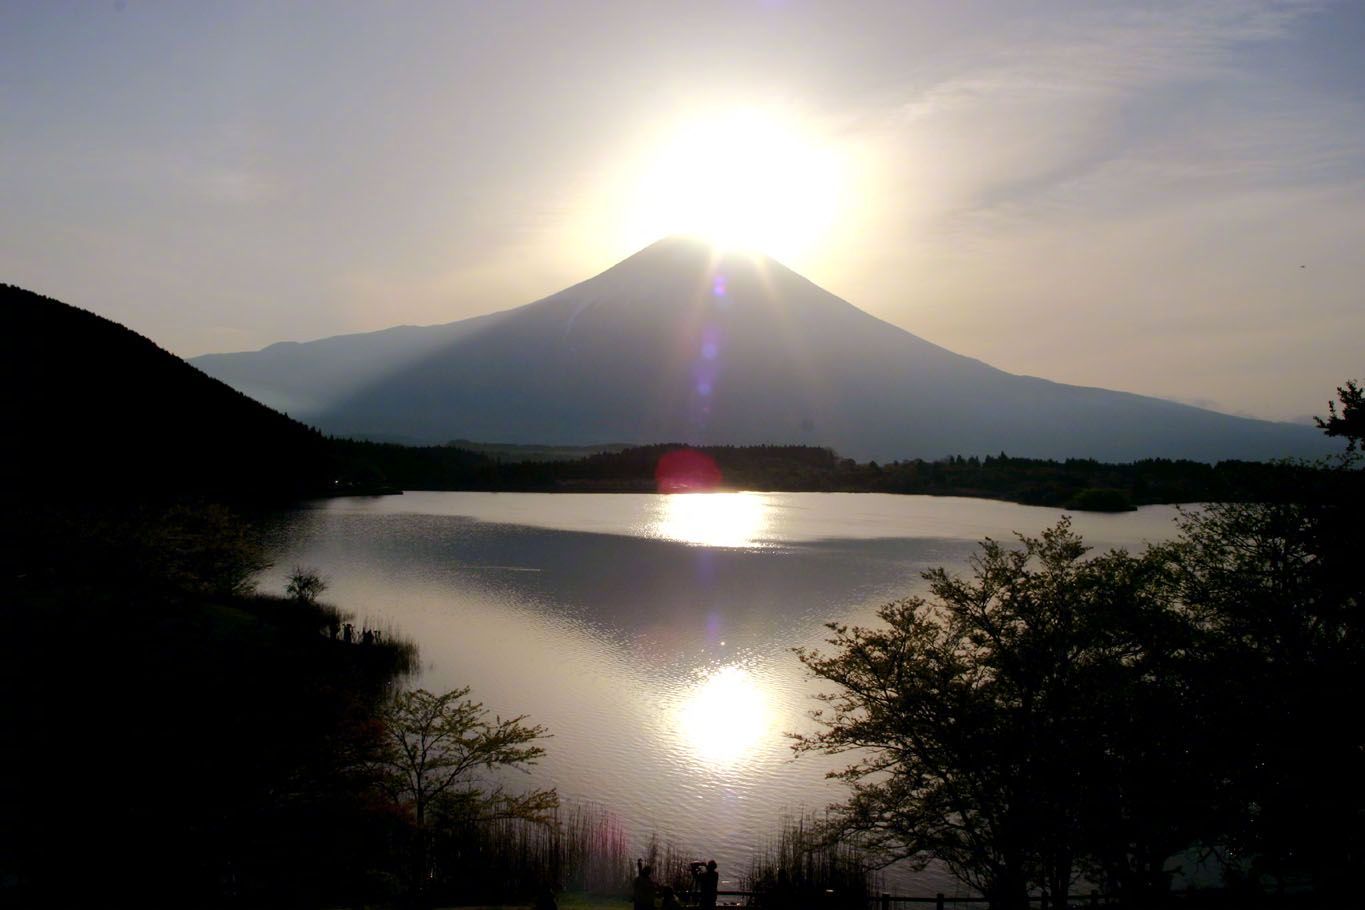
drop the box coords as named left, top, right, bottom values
left=343, top=622, right=354, bottom=644
left=326, top=616, right=340, bottom=640
left=699, top=860, right=718, bottom=910
left=633, top=861, right=656, bottom=910
left=660, top=886, right=683, bottom=910
left=372, top=629, right=382, bottom=644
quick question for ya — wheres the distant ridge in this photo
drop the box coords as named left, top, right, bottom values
left=2, top=284, right=333, bottom=502
left=447, top=439, right=635, bottom=462
left=193, top=238, right=1333, bottom=462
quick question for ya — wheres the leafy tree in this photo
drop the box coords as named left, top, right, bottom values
left=1168, top=485, right=1365, bottom=895
left=142, top=501, right=268, bottom=596
left=1133, top=381, right=1365, bottom=899
left=375, top=687, right=558, bottom=900
left=794, top=521, right=1189, bottom=909
left=286, top=566, right=327, bottom=604
left=1314, top=379, right=1365, bottom=452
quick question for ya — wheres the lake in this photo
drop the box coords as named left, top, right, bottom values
left=258, top=492, right=1184, bottom=893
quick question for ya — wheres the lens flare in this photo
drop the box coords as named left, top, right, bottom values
left=656, top=448, right=724, bottom=493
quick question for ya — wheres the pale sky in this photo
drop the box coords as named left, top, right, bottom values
left=3, top=1, right=1362, bottom=423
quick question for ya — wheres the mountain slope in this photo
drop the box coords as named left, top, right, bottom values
left=192, top=238, right=1332, bottom=462
left=2, top=283, right=335, bottom=501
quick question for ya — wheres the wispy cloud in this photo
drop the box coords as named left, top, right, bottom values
left=886, top=1, right=1344, bottom=225
left=810, top=1, right=1364, bottom=420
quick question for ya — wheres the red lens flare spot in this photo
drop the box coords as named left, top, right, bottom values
left=655, top=448, right=723, bottom=493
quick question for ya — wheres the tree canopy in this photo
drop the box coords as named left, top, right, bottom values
left=377, top=686, right=557, bottom=829
left=375, top=687, right=558, bottom=902
left=1314, top=379, right=1364, bottom=452
left=795, top=521, right=1196, bottom=909
left=795, top=382, right=1365, bottom=907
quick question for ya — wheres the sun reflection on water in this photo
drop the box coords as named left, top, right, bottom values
left=654, top=492, right=771, bottom=548
left=673, top=664, right=775, bottom=767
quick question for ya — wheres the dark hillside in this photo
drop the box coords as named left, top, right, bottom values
left=0, top=288, right=429, bottom=906
left=0, top=500, right=418, bottom=907
left=1, top=284, right=336, bottom=503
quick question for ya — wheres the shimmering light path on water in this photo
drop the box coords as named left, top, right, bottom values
left=259, top=493, right=1183, bottom=892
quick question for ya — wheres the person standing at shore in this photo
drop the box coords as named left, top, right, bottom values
left=633, top=860, right=656, bottom=910
left=698, top=860, right=718, bottom=910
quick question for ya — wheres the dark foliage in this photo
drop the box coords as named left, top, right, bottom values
left=1166, top=471, right=1365, bottom=898
left=794, top=521, right=1192, bottom=910
left=1313, top=379, right=1363, bottom=451
left=372, top=686, right=557, bottom=903
left=345, top=439, right=1327, bottom=510
left=0, top=502, right=417, bottom=908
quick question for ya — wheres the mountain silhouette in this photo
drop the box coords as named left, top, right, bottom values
left=2, top=284, right=333, bottom=501
left=192, top=238, right=1331, bottom=462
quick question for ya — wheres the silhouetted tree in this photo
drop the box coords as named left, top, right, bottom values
left=794, top=521, right=1187, bottom=909
left=144, top=501, right=269, bottom=596
left=1168, top=482, right=1365, bottom=895
left=1314, top=379, right=1364, bottom=452
left=375, top=687, right=557, bottom=903
left=286, top=566, right=327, bottom=604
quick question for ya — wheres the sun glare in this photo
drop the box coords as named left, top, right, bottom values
left=673, top=664, right=775, bottom=766
left=622, top=107, right=850, bottom=260
left=653, top=492, right=772, bottom=548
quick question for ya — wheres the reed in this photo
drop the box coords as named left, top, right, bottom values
left=429, top=802, right=633, bottom=902
left=744, top=813, right=881, bottom=910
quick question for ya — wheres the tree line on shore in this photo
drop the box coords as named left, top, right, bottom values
left=334, top=438, right=1334, bottom=511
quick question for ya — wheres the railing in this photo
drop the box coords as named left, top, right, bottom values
left=871, top=893, right=1107, bottom=909
left=712, top=889, right=1109, bottom=909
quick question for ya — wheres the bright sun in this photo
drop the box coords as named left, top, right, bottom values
left=623, top=107, right=849, bottom=260
left=653, top=492, right=772, bottom=548
left=674, top=664, right=775, bottom=766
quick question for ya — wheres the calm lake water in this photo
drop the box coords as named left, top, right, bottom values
left=258, top=492, right=1183, bottom=893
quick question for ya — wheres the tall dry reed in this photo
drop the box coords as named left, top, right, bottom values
left=744, top=813, right=880, bottom=910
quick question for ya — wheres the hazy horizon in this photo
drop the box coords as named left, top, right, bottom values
left=3, top=1, right=1363, bottom=423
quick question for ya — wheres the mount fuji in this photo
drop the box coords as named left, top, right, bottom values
left=192, top=238, right=1330, bottom=462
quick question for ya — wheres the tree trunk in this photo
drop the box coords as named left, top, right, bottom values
left=986, top=865, right=1030, bottom=910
